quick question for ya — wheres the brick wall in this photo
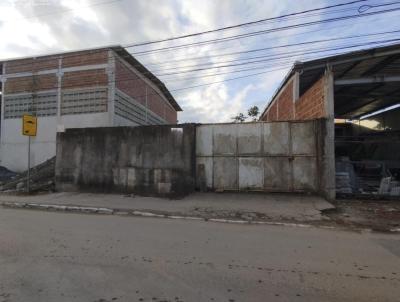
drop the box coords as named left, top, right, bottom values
left=295, top=76, right=325, bottom=120
left=4, top=49, right=109, bottom=94
left=62, top=69, right=108, bottom=89
left=62, top=50, right=108, bottom=68
left=5, top=56, right=59, bottom=74
left=4, top=74, right=57, bottom=94
left=115, top=57, right=177, bottom=124
left=261, top=75, right=326, bottom=122
left=261, top=80, right=293, bottom=122
left=5, top=49, right=108, bottom=74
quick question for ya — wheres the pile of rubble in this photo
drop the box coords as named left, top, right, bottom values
left=0, top=157, right=55, bottom=193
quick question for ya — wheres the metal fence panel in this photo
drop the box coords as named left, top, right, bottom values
left=239, top=157, right=263, bottom=189
left=196, top=120, right=318, bottom=193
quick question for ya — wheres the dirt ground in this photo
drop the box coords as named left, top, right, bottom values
left=322, top=199, right=400, bottom=232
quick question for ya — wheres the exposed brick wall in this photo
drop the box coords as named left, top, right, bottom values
left=295, top=76, right=325, bottom=120
left=62, top=50, right=108, bottom=68
left=261, top=75, right=326, bottom=122
left=165, top=105, right=177, bottom=124
left=261, top=80, right=293, bottom=122
left=115, top=58, right=177, bottom=124
left=5, top=49, right=108, bottom=74
left=4, top=74, right=57, bottom=94
left=277, top=81, right=294, bottom=121
left=5, top=56, right=59, bottom=74
left=62, top=69, right=108, bottom=89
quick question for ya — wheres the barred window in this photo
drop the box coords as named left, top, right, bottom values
left=61, top=87, right=107, bottom=115
left=115, top=91, right=166, bottom=125
left=4, top=92, right=57, bottom=119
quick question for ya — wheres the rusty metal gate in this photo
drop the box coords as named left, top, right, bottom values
left=196, top=120, right=319, bottom=192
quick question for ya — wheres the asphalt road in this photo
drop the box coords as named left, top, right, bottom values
left=0, top=208, right=399, bottom=302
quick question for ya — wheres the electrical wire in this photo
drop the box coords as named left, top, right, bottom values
left=129, top=6, right=400, bottom=55
left=124, top=0, right=367, bottom=48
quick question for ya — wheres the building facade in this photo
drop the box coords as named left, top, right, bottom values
left=0, top=46, right=181, bottom=171
left=259, top=43, right=400, bottom=199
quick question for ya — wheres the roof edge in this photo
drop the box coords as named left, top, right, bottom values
left=260, top=64, right=299, bottom=118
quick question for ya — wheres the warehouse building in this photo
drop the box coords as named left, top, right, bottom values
left=260, top=43, right=400, bottom=199
left=0, top=46, right=182, bottom=171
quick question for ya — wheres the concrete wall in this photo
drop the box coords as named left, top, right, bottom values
left=196, top=120, right=330, bottom=196
left=55, top=124, right=196, bottom=197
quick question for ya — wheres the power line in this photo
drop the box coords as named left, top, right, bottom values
left=143, top=29, right=400, bottom=66
left=2, top=39, right=399, bottom=94
left=129, top=6, right=400, bottom=55
left=149, top=36, right=400, bottom=73
left=153, top=39, right=400, bottom=76
left=8, top=39, right=395, bottom=94
left=124, top=0, right=367, bottom=47
left=2, top=2, right=399, bottom=72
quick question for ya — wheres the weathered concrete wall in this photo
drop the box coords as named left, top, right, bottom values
left=196, top=120, right=330, bottom=197
left=55, top=124, right=196, bottom=197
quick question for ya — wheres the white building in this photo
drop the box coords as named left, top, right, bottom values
left=0, top=46, right=181, bottom=171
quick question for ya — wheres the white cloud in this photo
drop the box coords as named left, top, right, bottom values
left=1, top=0, right=398, bottom=123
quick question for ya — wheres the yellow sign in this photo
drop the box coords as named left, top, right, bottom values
left=22, top=115, right=37, bottom=136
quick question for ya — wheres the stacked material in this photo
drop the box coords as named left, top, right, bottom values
left=335, top=157, right=356, bottom=194
left=336, top=172, right=353, bottom=194
left=379, top=177, right=400, bottom=196
left=0, top=157, right=55, bottom=193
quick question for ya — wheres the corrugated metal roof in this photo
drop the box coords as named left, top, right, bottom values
left=261, top=42, right=400, bottom=119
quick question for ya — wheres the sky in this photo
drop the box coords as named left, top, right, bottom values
left=0, top=0, right=399, bottom=123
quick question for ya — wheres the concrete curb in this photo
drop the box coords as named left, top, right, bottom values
left=1, top=201, right=397, bottom=233
left=0, top=201, right=318, bottom=228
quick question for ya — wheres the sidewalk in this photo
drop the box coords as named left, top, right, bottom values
left=0, top=191, right=333, bottom=223
left=2, top=192, right=399, bottom=232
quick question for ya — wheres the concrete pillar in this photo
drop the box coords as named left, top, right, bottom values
left=322, top=66, right=336, bottom=200
left=0, top=63, right=6, bottom=165
left=107, top=50, right=116, bottom=126
left=56, top=58, right=64, bottom=132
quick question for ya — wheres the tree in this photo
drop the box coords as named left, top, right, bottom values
left=248, top=106, right=259, bottom=121
left=231, top=113, right=247, bottom=123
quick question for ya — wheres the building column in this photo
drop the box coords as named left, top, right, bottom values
left=0, top=63, right=6, bottom=161
left=322, top=66, right=336, bottom=200
left=107, top=50, right=116, bottom=126
left=56, top=58, right=64, bottom=132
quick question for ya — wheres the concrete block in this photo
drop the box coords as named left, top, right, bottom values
left=213, top=157, right=237, bottom=190
left=239, top=157, right=263, bottom=189
left=127, top=168, right=137, bottom=190
left=158, top=182, right=172, bottom=194
left=213, top=124, right=237, bottom=155
left=293, top=157, right=317, bottom=191
left=291, top=121, right=316, bottom=155
left=196, top=157, right=213, bottom=189
left=196, top=125, right=213, bottom=156
left=237, top=123, right=261, bottom=154
left=263, top=122, right=289, bottom=155
left=264, top=157, right=291, bottom=191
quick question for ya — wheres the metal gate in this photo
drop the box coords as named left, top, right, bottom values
left=196, top=120, right=319, bottom=192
